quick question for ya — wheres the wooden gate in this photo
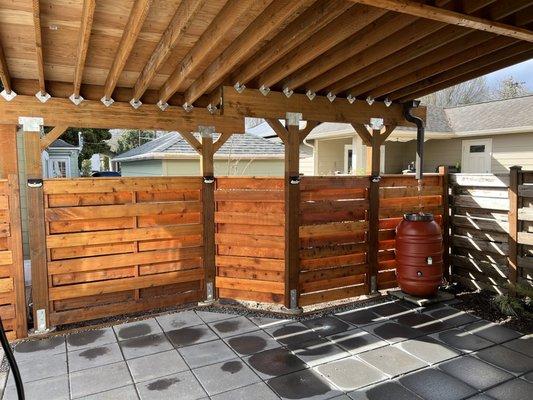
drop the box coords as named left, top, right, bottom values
left=43, top=177, right=204, bottom=326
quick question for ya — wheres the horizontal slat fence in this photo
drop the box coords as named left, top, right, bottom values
left=516, top=170, right=533, bottom=290
left=44, top=177, right=204, bottom=325
left=0, top=178, right=26, bottom=339
left=214, top=178, right=285, bottom=304
left=378, top=174, right=445, bottom=290
left=449, top=174, right=511, bottom=293
left=299, top=177, right=370, bottom=306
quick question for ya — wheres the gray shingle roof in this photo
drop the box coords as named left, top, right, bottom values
left=114, top=133, right=286, bottom=162
left=49, top=139, right=77, bottom=148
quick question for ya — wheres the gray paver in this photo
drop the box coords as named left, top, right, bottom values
left=70, top=361, right=133, bottom=398
left=423, top=307, right=479, bottom=327
left=301, top=316, right=352, bottom=336
left=166, top=324, right=219, bottom=348
left=78, top=385, right=140, bottom=400
left=328, top=328, right=387, bottom=355
left=396, top=336, right=462, bottom=365
left=13, top=335, right=65, bottom=363
left=178, top=339, right=237, bottom=368
left=485, top=378, right=533, bottom=400
left=473, top=345, right=533, bottom=375
left=264, top=321, right=321, bottom=345
left=348, top=381, right=423, bottom=400
left=335, top=308, right=382, bottom=326
left=502, top=335, right=533, bottom=358
left=136, top=370, right=207, bottom=400
left=7, top=352, right=66, bottom=383
left=317, top=357, right=387, bottom=391
left=358, top=345, right=427, bottom=377
left=268, top=369, right=342, bottom=400
left=394, top=312, right=452, bottom=335
left=225, top=329, right=281, bottom=356
left=289, top=337, right=350, bottom=366
left=363, top=321, right=421, bottom=344
left=119, top=332, right=173, bottom=360
left=193, top=359, right=261, bottom=396
left=209, top=316, right=258, bottom=338
left=68, top=342, right=124, bottom=372
left=248, top=315, right=289, bottom=329
left=430, top=328, right=495, bottom=353
left=462, top=321, right=522, bottom=344
left=66, top=327, right=117, bottom=351
left=127, top=349, right=189, bottom=383
left=156, top=310, right=204, bottom=331
left=437, top=356, right=513, bottom=390
left=195, top=310, right=237, bottom=323
left=114, top=319, right=162, bottom=340
left=244, top=347, right=307, bottom=379
left=399, top=368, right=478, bottom=400
left=522, top=371, right=533, bottom=383
left=2, top=374, right=69, bottom=400
left=210, top=381, right=279, bottom=400
left=370, top=302, right=413, bottom=318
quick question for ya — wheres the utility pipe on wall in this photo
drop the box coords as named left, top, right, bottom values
left=403, top=100, right=425, bottom=180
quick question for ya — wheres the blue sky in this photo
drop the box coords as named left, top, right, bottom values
left=484, top=59, right=533, bottom=90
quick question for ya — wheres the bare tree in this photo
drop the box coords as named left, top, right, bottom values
left=494, top=76, right=529, bottom=99
left=421, top=77, right=491, bottom=107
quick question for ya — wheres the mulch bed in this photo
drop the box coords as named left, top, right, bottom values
left=451, top=286, right=533, bottom=334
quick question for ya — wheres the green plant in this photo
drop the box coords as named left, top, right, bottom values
left=491, top=283, right=533, bottom=317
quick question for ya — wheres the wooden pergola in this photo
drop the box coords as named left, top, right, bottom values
left=0, top=0, right=532, bottom=331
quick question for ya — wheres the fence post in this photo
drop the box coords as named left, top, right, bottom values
left=200, top=127, right=216, bottom=304
left=367, top=130, right=381, bottom=294
left=508, top=165, right=522, bottom=295
left=439, top=166, right=450, bottom=282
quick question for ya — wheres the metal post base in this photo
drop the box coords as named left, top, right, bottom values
left=197, top=299, right=217, bottom=307
left=282, top=306, right=303, bottom=316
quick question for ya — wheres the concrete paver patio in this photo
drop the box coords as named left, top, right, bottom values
left=1, top=298, right=531, bottom=399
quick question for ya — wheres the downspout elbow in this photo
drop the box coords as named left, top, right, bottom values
left=403, top=100, right=425, bottom=180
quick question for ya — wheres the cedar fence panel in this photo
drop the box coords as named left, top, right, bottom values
left=0, top=178, right=27, bottom=339
left=214, top=177, right=285, bottom=304
left=43, top=177, right=204, bottom=326
left=516, top=169, right=533, bottom=290
left=449, top=173, right=510, bottom=293
left=298, top=176, right=370, bottom=306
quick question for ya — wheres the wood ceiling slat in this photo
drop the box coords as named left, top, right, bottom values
left=462, top=0, right=497, bottom=15
left=255, top=4, right=386, bottom=90
left=102, top=0, right=153, bottom=101
left=131, top=0, right=206, bottom=102
left=392, top=41, right=532, bottom=101
left=0, top=42, right=11, bottom=94
left=157, top=0, right=261, bottom=105
left=183, top=0, right=315, bottom=106
left=316, top=18, right=445, bottom=94
left=283, top=13, right=416, bottom=91
left=32, top=0, right=45, bottom=94
left=72, top=0, right=96, bottom=99
left=230, top=0, right=351, bottom=87
left=352, top=0, right=533, bottom=42
left=399, top=48, right=533, bottom=101
left=515, top=6, right=533, bottom=26
left=487, top=0, right=532, bottom=20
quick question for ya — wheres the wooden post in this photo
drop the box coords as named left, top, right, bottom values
left=200, top=126, right=216, bottom=303
left=285, top=113, right=301, bottom=310
left=367, top=130, right=381, bottom=293
left=21, top=117, right=50, bottom=331
left=508, top=165, right=522, bottom=295
left=439, top=166, right=450, bottom=281
left=0, top=125, right=28, bottom=338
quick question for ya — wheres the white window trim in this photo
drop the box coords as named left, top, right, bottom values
left=48, top=156, right=71, bottom=178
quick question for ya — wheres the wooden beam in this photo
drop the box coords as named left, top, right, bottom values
left=508, top=165, right=522, bottom=295
left=184, top=0, right=313, bottom=106
left=257, top=5, right=386, bottom=89
left=223, top=87, right=426, bottom=126
left=351, top=0, right=533, bottom=42
left=102, top=0, right=153, bottom=100
left=40, top=125, right=69, bottom=151
left=265, top=118, right=289, bottom=143
left=201, top=132, right=215, bottom=302
left=231, top=0, right=350, bottom=86
left=158, top=0, right=253, bottom=105
left=72, top=0, right=96, bottom=99
left=213, top=133, right=232, bottom=152
left=32, top=0, right=45, bottom=94
left=132, top=0, right=206, bottom=102
left=283, top=13, right=416, bottom=91
left=0, top=95, right=244, bottom=133
left=0, top=42, right=12, bottom=94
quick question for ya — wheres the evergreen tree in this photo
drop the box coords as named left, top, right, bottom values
left=60, top=128, right=112, bottom=168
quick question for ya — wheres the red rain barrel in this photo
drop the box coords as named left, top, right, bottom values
left=395, top=213, right=443, bottom=297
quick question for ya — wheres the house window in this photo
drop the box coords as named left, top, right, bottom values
left=469, top=145, right=485, bottom=153
left=49, top=157, right=71, bottom=178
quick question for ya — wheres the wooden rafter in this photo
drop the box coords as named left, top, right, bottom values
left=462, top=0, right=498, bottom=15
left=40, top=125, right=69, bottom=151
left=256, top=5, right=386, bottom=90
left=72, top=0, right=96, bottom=98
left=102, top=0, right=153, bottom=100
left=32, top=0, right=45, bottom=94
left=283, top=13, right=416, bottom=91
left=183, top=0, right=314, bottom=106
left=132, top=0, right=206, bottom=102
left=158, top=0, right=253, bottom=105
left=231, top=0, right=350, bottom=86
left=351, top=0, right=533, bottom=42
left=0, top=42, right=11, bottom=94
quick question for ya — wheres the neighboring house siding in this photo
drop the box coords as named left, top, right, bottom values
left=491, top=132, right=533, bottom=172
left=384, top=141, right=409, bottom=174
left=120, top=160, right=163, bottom=176
left=300, top=155, right=314, bottom=176
left=316, top=137, right=352, bottom=175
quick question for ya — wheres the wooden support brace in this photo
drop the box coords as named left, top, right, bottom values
left=213, top=133, right=232, bottom=153
left=265, top=118, right=288, bottom=143
left=180, top=131, right=202, bottom=154
left=40, top=125, right=69, bottom=151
